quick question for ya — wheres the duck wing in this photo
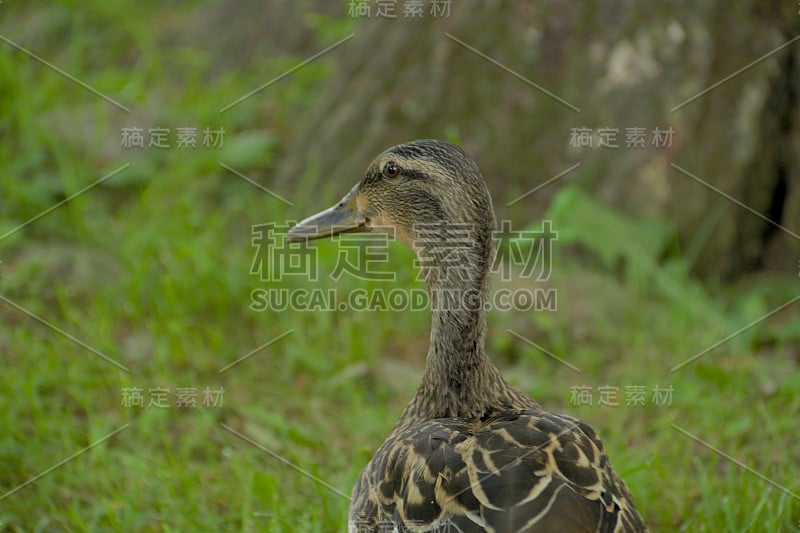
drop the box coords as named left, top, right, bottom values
left=349, top=410, right=646, bottom=533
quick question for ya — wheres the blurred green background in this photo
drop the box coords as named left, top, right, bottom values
left=1, top=1, right=799, bottom=531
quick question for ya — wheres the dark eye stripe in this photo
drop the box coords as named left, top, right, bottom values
left=401, top=169, right=429, bottom=181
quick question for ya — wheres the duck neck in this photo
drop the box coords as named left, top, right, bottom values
left=404, top=230, right=515, bottom=421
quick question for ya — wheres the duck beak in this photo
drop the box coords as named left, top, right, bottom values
left=286, top=182, right=368, bottom=243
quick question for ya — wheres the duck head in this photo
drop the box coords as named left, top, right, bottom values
left=287, top=139, right=496, bottom=288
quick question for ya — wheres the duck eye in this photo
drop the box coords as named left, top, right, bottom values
left=382, top=162, right=400, bottom=179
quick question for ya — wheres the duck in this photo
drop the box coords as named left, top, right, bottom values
left=287, top=139, right=647, bottom=532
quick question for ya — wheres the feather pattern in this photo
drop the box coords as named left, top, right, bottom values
left=350, top=410, right=644, bottom=532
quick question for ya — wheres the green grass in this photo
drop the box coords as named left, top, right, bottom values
left=1, top=3, right=800, bottom=532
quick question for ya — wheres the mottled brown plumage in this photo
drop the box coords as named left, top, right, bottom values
left=288, top=140, right=646, bottom=532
